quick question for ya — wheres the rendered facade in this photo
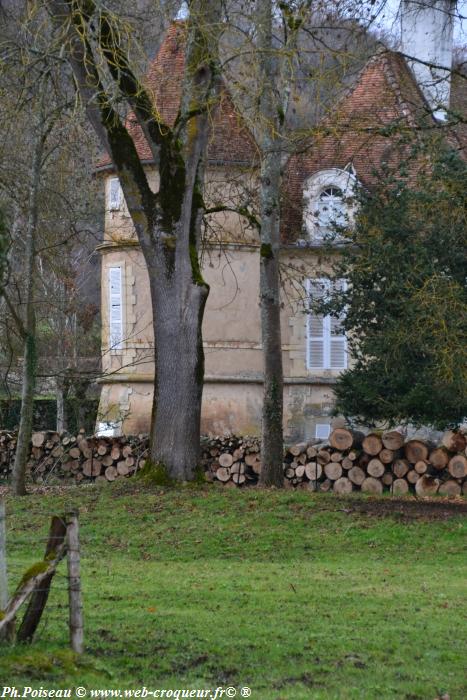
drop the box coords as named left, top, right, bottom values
left=96, top=2, right=463, bottom=440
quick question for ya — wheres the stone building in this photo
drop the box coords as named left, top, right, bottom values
left=96, top=1, right=463, bottom=440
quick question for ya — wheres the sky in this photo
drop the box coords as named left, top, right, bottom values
left=176, top=1, right=466, bottom=46
left=365, top=0, right=465, bottom=45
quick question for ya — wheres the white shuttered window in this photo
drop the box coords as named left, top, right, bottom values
left=306, top=278, right=347, bottom=370
left=109, top=267, right=123, bottom=350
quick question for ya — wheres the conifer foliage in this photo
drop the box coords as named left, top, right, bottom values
left=319, top=141, right=467, bottom=428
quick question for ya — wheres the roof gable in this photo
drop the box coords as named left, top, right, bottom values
left=97, top=22, right=257, bottom=170
left=281, top=50, right=435, bottom=242
left=325, top=49, right=429, bottom=129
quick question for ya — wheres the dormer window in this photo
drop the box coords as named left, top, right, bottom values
left=315, top=187, right=346, bottom=236
left=303, top=167, right=357, bottom=242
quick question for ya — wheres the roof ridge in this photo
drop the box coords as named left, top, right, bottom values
left=380, top=51, right=421, bottom=127
left=320, top=45, right=389, bottom=121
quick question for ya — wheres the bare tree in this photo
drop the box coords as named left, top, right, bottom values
left=6, top=76, right=50, bottom=495
left=0, top=1, right=103, bottom=484
left=46, top=0, right=223, bottom=480
left=255, top=0, right=286, bottom=486
left=221, top=1, right=383, bottom=484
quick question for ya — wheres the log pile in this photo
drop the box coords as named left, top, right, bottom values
left=203, top=428, right=466, bottom=495
left=200, top=435, right=262, bottom=486
left=0, top=430, right=149, bottom=484
left=0, top=427, right=466, bottom=495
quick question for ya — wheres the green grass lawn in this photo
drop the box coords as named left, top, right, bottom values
left=0, top=483, right=466, bottom=699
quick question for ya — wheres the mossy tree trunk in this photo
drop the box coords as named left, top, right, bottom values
left=256, top=0, right=285, bottom=487
left=10, top=98, right=48, bottom=496
left=48, top=0, right=220, bottom=480
left=255, top=0, right=302, bottom=487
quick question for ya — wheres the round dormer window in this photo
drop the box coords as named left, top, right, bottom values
left=315, top=187, right=346, bottom=234
left=303, top=167, right=357, bottom=242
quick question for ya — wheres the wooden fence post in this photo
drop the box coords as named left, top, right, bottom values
left=66, top=509, right=83, bottom=653
left=17, top=516, right=67, bottom=643
left=0, top=498, right=14, bottom=642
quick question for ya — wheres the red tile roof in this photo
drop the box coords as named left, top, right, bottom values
left=97, top=21, right=257, bottom=170
left=280, top=49, right=464, bottom=242
left=450, top=71, right=467, bottom=160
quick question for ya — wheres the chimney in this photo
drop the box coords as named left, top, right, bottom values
left=401, top=1, right=455, bottom=121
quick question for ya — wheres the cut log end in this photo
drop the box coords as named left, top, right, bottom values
left=447, top=454, right=467, bottom=480
left=438, top=480, right=461, bottom=497
left=381, top=430, right=405, bottom=451
left=415, top=475, right=440, bottom=496
left=367, top=458, right=385, bottom=478
left=362, top=434, right=383, bottom=456
left=324, top=462, right=343, bottom=481
left=392, top=478, right=409, bottom=495
left=361, top=477, right=383, bottom=495
left=329, top=428, right=353, bottom=451
left=404, top=440, right=429, bottom=464
left=333, top=477, right=353, bottom=494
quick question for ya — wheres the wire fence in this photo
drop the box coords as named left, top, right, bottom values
left=0, top=500, right=83, bottom=651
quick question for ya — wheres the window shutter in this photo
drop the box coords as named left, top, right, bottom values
left=307, top=279, right=326, bottom=370
left=329, top=280, right=347, bottom=369
left=109, top=267, right=123, bottom=350
left=307, top=278, right=347, bottom=370
left=109, top=177, right=122, bottom=211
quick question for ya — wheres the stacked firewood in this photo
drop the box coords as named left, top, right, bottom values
left=205, top=428, right=467, bottom=495
left=0, top=431, right=16, bottom=480
left=0, top=427, right=466, bottom=494
left=200, top=435, right=262, bottom=486
left=0, top=429, right=149, bottom=484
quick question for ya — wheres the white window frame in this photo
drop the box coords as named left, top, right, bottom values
left=108, top=266, right=124, bottom=352
left=108, top=177, right=122, bottom=211
left=303, top=167, right=357, bottom=242
left=306, top=278, right=348, bottom=371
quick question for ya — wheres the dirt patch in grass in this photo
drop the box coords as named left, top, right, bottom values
left=1, top=482, right=465, bottom=523
left=335, top=495, right=467, bottom=521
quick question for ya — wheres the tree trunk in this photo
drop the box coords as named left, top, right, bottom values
left=47, top=0, right=220, bottom=480
left=55, top=376, right=67, bottom=434
left=11, top=108, right=45, bottom=496
left=258, top=155, right=284, bottom=487
left=12, top=332, right=36, bottom=495
left=0, top=498, right=14, bottom=642
left=148, top=275, right=208, bottom=481
left=257, top=0, right=284, bottom=488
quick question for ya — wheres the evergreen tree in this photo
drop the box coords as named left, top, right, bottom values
left=320, top=141, right=467, bottom=429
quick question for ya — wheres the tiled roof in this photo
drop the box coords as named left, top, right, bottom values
left=97, top=22, right=257, bottom=170
left=450, top=71, right=467, bottom=159
left=281, top=50, right=464, bottom=242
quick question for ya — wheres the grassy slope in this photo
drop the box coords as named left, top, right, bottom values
left=0, top=484, right=466, bottom=699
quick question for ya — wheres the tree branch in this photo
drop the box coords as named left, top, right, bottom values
left=2, top=288, right=27, bottom=339
left=47, top=0, right=155, bottom=244
left=96, top=6, right=173, bottom=163
left=204, top=205, right=260, bottom=230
